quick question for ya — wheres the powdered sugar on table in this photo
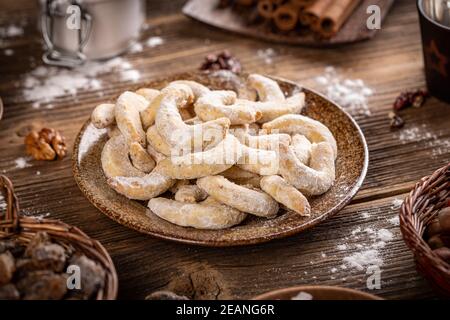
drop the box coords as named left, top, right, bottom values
left=314, top=67, right=373, bottom=117
left=21, top=57, right=141, bottom=108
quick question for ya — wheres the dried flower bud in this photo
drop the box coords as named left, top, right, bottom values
left=24, top=128, right=67, bottom=161
left=388, top=111, right=405, bottom=130
left=200, top=51, right=242, bottom=74
left=393, top=89, right=429, bottom=111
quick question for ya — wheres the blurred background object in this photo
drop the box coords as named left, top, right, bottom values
left=418, top=0, right=450, bottom=103
left=421, top=0, right=450, bottom=27
left=0, top=97, right=3, bottom=122
left=38, top=0, right=146, bottom=67
left=183, top=0, right=395, bottom=46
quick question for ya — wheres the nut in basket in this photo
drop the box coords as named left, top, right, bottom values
left=0, top=175, right=117, bottom=300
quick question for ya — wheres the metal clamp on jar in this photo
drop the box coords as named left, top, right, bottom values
left=39, top=0, right=146, bottom=67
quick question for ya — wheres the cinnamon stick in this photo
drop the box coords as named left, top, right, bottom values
left=301, top=0, right=332, bottom=28
left=318, top=0, right=362, bottom=38
left=257, top=0, right=278, bottom=19
left=274, top=3, right=300, bottom=31
left=290, top=0, right=316, bottom=7
left=237, top=0, right=255, bottom=6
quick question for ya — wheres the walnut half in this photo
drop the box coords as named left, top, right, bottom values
left=24, top=128, right=67, bottom=161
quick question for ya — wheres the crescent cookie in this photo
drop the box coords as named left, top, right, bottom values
left=278, top=142, right=335, bottom=196
left=169, top=179, right=190, bottom=194
left=247, top=74, right=285, bottom=102
left=169, top=80, right=210, bottom=101
left=101, top=135, right=145, bottom=179
left=290, top=134, right=312, bottom=165
left=148, top=197, right=246, bottom=230
left=237, top=144, right=279, bottom=176
left=107, top=126, right=121, bottom=138
left=260, top=175, right=311, bottom=216
left=262, top=114, right=337, bottom=158
left=157, top=134, right=241, bottom=179
left=136, top=88, right=160, bottom=102
left=108, top=166, right=175, bottom=201
left=146, top=125, right=172, bottom=156
left=222, top=166, right=262, bottom=188
left=195, top=90, right=262, bottom=125
left=197, top=175, right=279, bottom=218
left=139, top=92, right=163, bottom=130
left=129, top=142, right=156, bottom=173
left=115, top=91, right=149, bottom=146
left=253, top=93, right=305, bottom=123
left=91, top=103, right=116, bottom=129
left=155, top=84, right=231, bottom=151
left=233, top=130, right=291, bottom=151
left=174, top=185, right=208, bottom=203
left=147, top=144, right=166, bottom=163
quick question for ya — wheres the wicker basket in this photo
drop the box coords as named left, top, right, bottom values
left=0, top=175, right=118, bottom=300
left=400, top=162, right=450, bottom=296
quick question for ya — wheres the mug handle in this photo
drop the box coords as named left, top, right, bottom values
left=41, top=0, right=92, bottom=67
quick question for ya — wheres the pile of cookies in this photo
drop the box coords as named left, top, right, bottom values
left=92, top=74, right=337, bottom=230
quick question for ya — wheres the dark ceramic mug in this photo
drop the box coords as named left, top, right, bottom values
left=418, top=0, right=450, bottom=103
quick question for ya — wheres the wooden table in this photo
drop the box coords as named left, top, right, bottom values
left=0, top=0, right=448, bottom=300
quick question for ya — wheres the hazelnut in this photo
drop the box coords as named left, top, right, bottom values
left=428, top=235, right=445, bottom=249
left=433, top=247, right=450, bottom=263
left=425, top=218, right=442, bottom=239
left=438, top=207, right=450, bottom=233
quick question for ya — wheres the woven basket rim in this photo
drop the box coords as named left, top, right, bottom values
left=399, top=162, right=450, bottom=295
left=0, top=175, right=118, bottom=300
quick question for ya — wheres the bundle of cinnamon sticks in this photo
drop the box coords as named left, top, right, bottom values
left=223, top=0, right=362, bottom=38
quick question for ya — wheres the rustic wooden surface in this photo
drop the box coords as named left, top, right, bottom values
left=0, top=0, right=449, bottom=300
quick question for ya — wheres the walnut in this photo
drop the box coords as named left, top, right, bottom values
left=24, top=128, right=67, bottom=160
left=16, top=232, right=66, bottom=273
left=0, top=284, right=20, bottom=300
left=67, top=255, right=105, bottom=299
left=16, top=270, right=67, bottom=300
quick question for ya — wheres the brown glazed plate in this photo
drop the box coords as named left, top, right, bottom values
left=72, top=71, right=368, bottom=247
left=253, top=285, right=381, bottom=300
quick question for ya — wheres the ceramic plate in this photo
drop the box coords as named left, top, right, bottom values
left=253, top=285, right=381, bottom=300
left=72, top=71, right=368, bottom=247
